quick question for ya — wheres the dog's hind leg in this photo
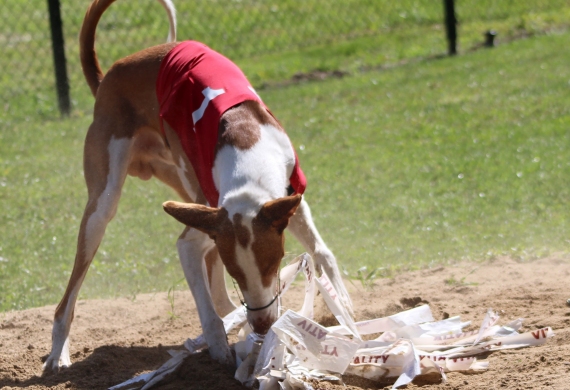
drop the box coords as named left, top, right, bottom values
left=44, top=126, right=133, bottom=374
left=287, top=198, right=354, bottom=314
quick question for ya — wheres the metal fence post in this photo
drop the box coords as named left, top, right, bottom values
left=47, top=0, right=71, bottom=116
left=443, top=0, right=458, bottom=55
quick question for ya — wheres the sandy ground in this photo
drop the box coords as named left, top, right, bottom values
left=1, top=256, right=570, bottom=390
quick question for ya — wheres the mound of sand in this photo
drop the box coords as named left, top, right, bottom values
left=1, top=256, right=569, bottom=389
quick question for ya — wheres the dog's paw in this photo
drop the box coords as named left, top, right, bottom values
left=208, top=344, right=235, bottom=367
left=42, top=357, right=64, bottom=375
left=42, top=352, right=71, bottom=375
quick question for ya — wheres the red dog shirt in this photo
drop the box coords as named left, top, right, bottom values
left=156, top=41, right=306, bottom=207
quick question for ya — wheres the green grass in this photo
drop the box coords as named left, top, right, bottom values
left=279, top=33, right=570, bottom=267
left=3, top=1, right=570, bottom=121
left=2, top=31, right=570, bottom=312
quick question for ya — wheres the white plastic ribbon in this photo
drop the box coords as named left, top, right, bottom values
left=109, top=254, right=555, bottom=390
left=272, top=309, right=360, bottom=374
left=327, top=304, right=434, bottom=336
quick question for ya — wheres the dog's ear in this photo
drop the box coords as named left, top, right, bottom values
left=163, top=201, right=223, bottom=236
left=258, top=194, right=302, bottom=233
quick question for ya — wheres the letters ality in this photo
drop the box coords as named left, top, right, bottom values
left=353, top=355, right=389, bottom=364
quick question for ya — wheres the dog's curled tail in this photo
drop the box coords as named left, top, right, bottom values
left=158, top=0, right=177, bottom=43
left=79, top=0, right=177, bottom=97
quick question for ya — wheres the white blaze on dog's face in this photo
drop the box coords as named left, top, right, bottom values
left=163, top=195, right=301, bottom=334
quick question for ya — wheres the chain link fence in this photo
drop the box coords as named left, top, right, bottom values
left=2, top=0, right=570, bottom=121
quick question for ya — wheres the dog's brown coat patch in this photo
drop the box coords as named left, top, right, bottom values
left=218, top=100, right=283, bottom=151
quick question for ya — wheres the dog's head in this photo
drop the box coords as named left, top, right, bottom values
left=163, top=194, right=302, bottom=335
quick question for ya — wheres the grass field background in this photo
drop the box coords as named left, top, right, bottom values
left=2, top=2, right=570, bottom=311
left=3, top=0, right=570, bottom=120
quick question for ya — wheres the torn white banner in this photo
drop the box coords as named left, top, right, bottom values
left=328, top=304, right=434, bottom=336
left=235, top=336, right=263, bottom=387
left=316, top=272, right=361, bottom=339
left=272, top=309, right=361, bottom=374
left=435, top=327, right=555, bottom=358
left=346, top=347, right=488, bottom=380
left=109, top=253, right=555, bottom=390
left=472, top=308, right=500, bottom=345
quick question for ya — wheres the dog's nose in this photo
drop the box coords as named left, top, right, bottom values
left=249, top=313, right=276, bottom=335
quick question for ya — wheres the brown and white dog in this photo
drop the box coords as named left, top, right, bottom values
left=44, top=0, right=352, bottom=373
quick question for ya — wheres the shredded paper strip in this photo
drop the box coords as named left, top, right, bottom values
left=110, top=253, right=554, bottom=390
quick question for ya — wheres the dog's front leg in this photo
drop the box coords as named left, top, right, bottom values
left=205, top=247, right=237, bottom=317
left=177, top=227, right=235, bottom=366
left=288, top=198, right=354, bottom=314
